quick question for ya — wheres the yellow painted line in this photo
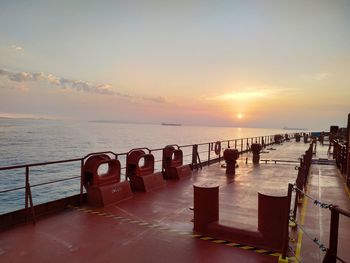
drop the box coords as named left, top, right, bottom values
left=129, top=220, right=141, bottom=224
left=225, top=242, right=239, bottom=247
left=255, top=249, right=268, bottom=253
left=98, top=213, right=108, bottom=216
left=105, top=214, right=115, bottom=218
left=295, top=193, right=308, bottom=260
left=68, top=205, right=281, bottom=257
left=212, top=239, right=227, bottom=244
left=269, top=253, right=281, bottom=257
left=200, top=237, right=215, bottom=241
left=344, top=184, right=350, bottom=199
left=241, top=246, right=255, bottom=250
left=137, top=222, right=150, bottom=226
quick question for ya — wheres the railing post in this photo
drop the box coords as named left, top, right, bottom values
left=323, top=206, right=339, bottom=263
left=80, top=159, right=84, bottom=205
left=280, top=183, right=293, bottom=261
left=25, top=167, right=28, bottom=220
left=207, top=143, right=211, bottom=166
left=25, top=166, right=36, bottom=223
left=240, top=139, right=243, bottom=153
left=192, top=144, right=198, bottom=169
left=234, top=139, right=237, bottom=149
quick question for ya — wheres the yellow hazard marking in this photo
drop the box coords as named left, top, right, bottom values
left=68, top=205, right=281, bottom=257
left=241, top=246, right=255, bottom=250
left=200, top=236, right=214, bottom=241
left=269, top=253, right=282, bottom=257
left=225, top=242, right=239, bottom=247
left=255, top=249, right=269, bottom=253
left=345, top=184, right=350, bottom=199
left=212, top=239, right=227, bottom=244
left=295, top=191, right=308, bottom=261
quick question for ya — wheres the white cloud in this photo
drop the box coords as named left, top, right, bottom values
left=302, top=72, right=331, bottom=82
left=0, top=68, right=170, bottom=103
left=11, top=45, right=23, bottom=52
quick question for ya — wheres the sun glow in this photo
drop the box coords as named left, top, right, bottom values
left=212, top=91, right=267, bottom=101
left=237, top=114, right=243, bottom=119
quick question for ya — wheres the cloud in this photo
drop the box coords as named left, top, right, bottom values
left=11, top=45, right=23, bottom=52
left=211, top=90, right=267, bottom=101
left=302, top=72, right=331, bottom=82
left=0, top=68, right=123, bottom=95
left=206, top=85, right=295, bottom=102
left=0, top=68, right=170, bottom=103
left=142, top=95, right=171, bottom=103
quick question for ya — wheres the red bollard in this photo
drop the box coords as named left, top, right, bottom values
left=251, top=143, right=262, bottom=164
left=163, top=146, right=191, bottom=179
left=223, top=149, right=239, bottom=175
left=193, top=185, right=219, bottom=233
left=126, top=149, right=164, bottom=192
left=83, top=154, right=132, bottom=207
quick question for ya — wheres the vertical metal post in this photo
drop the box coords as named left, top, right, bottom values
left=234, top=139, right=237, bottom=149
left=281, top=183, right=293, bottom=260
left=347, top=113, right=350, bottom=187
left=207, top=143, right=211, bottom=166
left=240, top=139, right=243, bottom=153
left=25, top=166, right=28, bottom=221
left=323, top=206, right=339, bottom=263
left=25, top=166, right=36, bottom=223
left=192, top=144, right=198, bottom=169
left=80, top=159, right=84, bottom=205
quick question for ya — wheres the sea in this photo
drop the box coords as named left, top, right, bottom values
left=0, top=118, right=290, bottom=214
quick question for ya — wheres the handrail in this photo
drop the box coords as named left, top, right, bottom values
left=0, top=157, right=82, bottom=171
left=323, top=205, right=350, bottom=263
left=0, top=132, right=299, bottom=216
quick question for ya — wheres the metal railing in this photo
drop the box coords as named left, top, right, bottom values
left=0, top=133, right=298, bottom=218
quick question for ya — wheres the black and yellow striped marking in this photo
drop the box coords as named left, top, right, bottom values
left=67, top=205, right=281, bottom=257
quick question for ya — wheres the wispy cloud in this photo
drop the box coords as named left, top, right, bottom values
left=11, top=45, right=23, bottom=52
left=0, top=68, right=169, bottom=103
left=206, top=86, right=280, bottom=102
left=302, top=72, right=331, bottom=82
left=211, top=90, right=267, bottom=101
left=0, top=69, right=115, bottom=95
left=142, top=95, right=171, bottom=103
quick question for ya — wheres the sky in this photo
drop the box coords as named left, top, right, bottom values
left=0, top=0, right=349, bottom=129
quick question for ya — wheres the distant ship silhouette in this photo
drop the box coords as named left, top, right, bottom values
left=283, top=126, right=307, bottom=131
left=161, top=122, right=181, bottom=126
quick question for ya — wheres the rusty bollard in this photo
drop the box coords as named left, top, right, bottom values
left=251, top=143, right=262, bottom=164
left=223, top=149, right=239, bottom=175
left=295, top=133, right=301, bottom=142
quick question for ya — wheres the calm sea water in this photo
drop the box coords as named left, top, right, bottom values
left=0, top=119, right=287, bottom=214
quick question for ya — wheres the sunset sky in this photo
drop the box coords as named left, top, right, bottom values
left=0, top=1, right=349, bottom=129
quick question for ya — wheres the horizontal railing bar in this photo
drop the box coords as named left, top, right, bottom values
left=0, top=133, right=297, bottom=172
left=334, top=206, right=350, bottom=217
left=0, top=158, right=82, bottom=171
left=150, top=148, right=165, bottom=152
left=260, top=159, right=300, bottom=163
left=83, top=151, right=117, bottom=159
left=30, top=175, right=81, bottom=188
left=0, top=186, right=26, bottom=194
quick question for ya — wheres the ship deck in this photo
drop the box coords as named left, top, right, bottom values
left=1, top=141, right=349, bottom=262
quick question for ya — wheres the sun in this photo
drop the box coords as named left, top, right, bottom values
left=237, top=114, right=243, bottom=119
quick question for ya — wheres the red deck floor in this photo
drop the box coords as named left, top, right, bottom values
left=0, top=141, right=349, bottom=262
